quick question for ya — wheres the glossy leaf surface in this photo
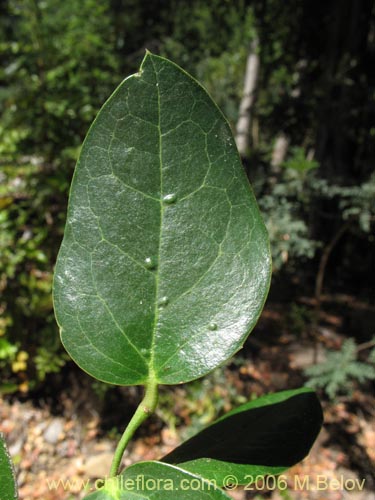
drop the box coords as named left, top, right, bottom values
left=0, top=433, right=18, bottom=500
left=162, top=388, right=323, bottom=485
left=53, top=52, right=271, bottom=385
left=83, top=461, right=230, bottom=499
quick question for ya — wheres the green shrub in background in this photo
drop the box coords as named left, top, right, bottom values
left=304, top=338, right=375, bottom=399
left=259, top=146, right=375, bottom=274
left=0, top=0, right=118, bottom=391
left=259, top=147, right=321, bottom=271
left=0, top=163, right=56, bottom=390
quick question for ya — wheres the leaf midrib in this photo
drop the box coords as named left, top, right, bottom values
left=148, top=56, right=163, bottom=384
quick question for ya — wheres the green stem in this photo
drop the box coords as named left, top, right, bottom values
left=109, top=379, right=159, bottom=477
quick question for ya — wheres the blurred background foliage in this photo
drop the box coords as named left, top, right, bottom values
left=0, top=0, right=374, bottom=396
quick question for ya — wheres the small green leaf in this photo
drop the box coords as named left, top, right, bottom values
left=0, top=433, right=18, bottom=500
left=83, top=461, right=231, bottom=499
left=53, top=52, right=271, bottom=386
left=162, top=388, right=323, bottom=486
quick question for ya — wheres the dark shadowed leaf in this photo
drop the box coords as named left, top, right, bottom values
left=53, top=52, right=271, bottom=386
left=161, top=388, right=323, bottom=485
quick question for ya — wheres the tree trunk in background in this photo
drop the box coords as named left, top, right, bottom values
left=271, top=133, right=289, bottom=170
left=235, top=37, right=260, bottom=157
left=268, top=133, right=289, bottom=187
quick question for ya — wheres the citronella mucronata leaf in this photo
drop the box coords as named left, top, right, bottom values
left=53, top=52, right=271, bottom=386
left=162, top=388, right=323, bottom=486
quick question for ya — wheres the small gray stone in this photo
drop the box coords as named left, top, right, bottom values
left=43, top=418, right=64, bottom=444
left=9, top=437, right=24, bottom=456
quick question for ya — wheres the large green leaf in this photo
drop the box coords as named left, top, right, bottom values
left=0, top=433, right=18, bottom=500
left=53, top=52, right=271, bottom=386
left=83, top=461, right=231, bottom=499
left=162, top=388, right=323, bottom=486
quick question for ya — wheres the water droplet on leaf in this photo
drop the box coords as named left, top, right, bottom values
left=158, top=296, right=169, bottom=307
left=163, top=193, right=177, bottom=204
left=144, top=256, right=157, bottom=270
left=208, top=322, right=218, bottom=331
